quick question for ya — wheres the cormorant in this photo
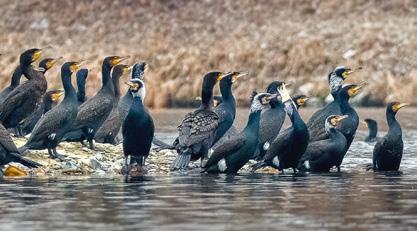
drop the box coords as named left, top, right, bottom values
left=63, top=56, right=129, bottom=150
left=362, top=118, right=378, bottom=142
left=19, top=61, right=83, bottom=160
left=122, top=79, right=154, bottom=175
left=0, top=123, right=41, bottom=171
left=0, top=49, right=51, bottom=129
left=253, top=81, right=286, bottom=160
left=170, top=71, right=225, bottom=171
left=203, top=93, right=276, bottom=174
left=76, top=68, right=89, bottom=105
left=333, top=83, right=365, bottom=170
left=252, top=84, right=310, bottom=173
left=118, top=62, right=147, bottom=122
left=372, top=102, right=408, bottom=171
left=0, top=66, right=22, bottom=104
left=19, top=89, right=64, bottom=136
left=213, top=71, right=246, bottom=143
left=297, top=115, right=349, bottom=172
left=213, top=96, right=223, bottom=107
left=307, top=67, right=356, bottom=141
left=94, top=64, right=132, bottom=144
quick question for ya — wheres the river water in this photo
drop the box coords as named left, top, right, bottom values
left=0, top=108, right=416, bottom=230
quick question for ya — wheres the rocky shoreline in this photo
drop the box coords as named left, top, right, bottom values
left=4, top=137, right=270, bottom=178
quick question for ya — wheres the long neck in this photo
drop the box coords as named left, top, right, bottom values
left=220, top=81, right=233, bottom=102
left=387, top=110, right=401, bottom=138
left=10, top=66, right=23, bottom=87
left=113, top=73, right=122, bottom=101
left=244, top=110, right=261, bottom=133
left=101, top=63, right=112, bottom=88
left=21, top=63, right=37, bottom=81
left=329, top=74, right=343, bottom=97
left=368, top=124, right=377, bottom=139
left=131, top=94, right=145, bottom=113
left=62, top=71, right=77, bottom=102
left=77, top=80, right=86, bottom=103
left=200, top=83, right=214, bottom=110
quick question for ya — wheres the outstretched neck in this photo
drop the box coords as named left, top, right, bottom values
left=244, top=110, right=261, bottom=133
left=10, top=66, right=23, bottom=87
left=62, top=71, right=77, bottom=102
left=387, top=111, right=401, bottom=137
left=200, top=85, right=213, bottom=110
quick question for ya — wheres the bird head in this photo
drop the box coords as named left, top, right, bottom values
left=251, top=93, right=278, bottom=112
left=293, top=95, right=310, bottom=108
left=39, top=57, right=62, bottom=72
left=326, top=115, right=349, bottom=128
left=105, top=56, right=130, bottom=68
left=389, top=102, right=408, bottom=114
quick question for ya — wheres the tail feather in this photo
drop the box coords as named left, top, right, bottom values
left=17, top=146, right=29, bottom=155
left=9, top=152, right=42, bottom=168
left=170, top=149, right=191, bottom=171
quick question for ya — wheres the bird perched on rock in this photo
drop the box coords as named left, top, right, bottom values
left=0, top=48, right=53, bottom=130
left=19, top=61, right=83, bottom=160
left=63, top=56, right=129, bottom=150
left=122, top=79, right=154, bottom=175
left=372, top=102, right=408, bottom=171
left=203, top=93, right=276, bottom=174
left=298, top=115, right=348, bottom=172
left=170, top=72, right=225, bottom=171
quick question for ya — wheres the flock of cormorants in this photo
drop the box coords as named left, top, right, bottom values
left=0, top=48, right=408, bottom=176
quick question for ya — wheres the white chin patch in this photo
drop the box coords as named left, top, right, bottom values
left=272, top=156, right=280, bottom=167
left=263, top=142, right=270, bottom=151
left=218, top=158, right=227, bottom=172
left=304, top=160, right=311, bottom=169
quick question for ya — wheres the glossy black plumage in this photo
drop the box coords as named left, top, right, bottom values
left=372, top=102, right=407, bottom=171
left=363, top=118, right=378, bottom=142
left=122, top=79, right=154, bottom=174
left=76, top=69, right=89, bottom=105
left=298, top=115, right=348, bottom=172
left=170, top=72, right=224, bottom=171
left=63, top=56, right=128, bottom=150
left=307, top=67, right=352, bottom=142
left=0, top=123, right=41, bottom=169
left=19, top=62, right=81, bottom=160
left=95, top=64, right=131, bottom=144
left=253, top=81, right=286, bottom=160
left=204, top=93, right=273, bottom=174
left=252, top=87, right=309, bottom=173
left=0, top=66, right=23, bottom=104
left=19, top=89, right=63, bottom=136
left=0, top=48, right=46, bottom=129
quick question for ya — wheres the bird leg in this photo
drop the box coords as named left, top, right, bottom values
left=337, top=166, right=341, bottom=172
left=88, top=139, right=95, bottom=150
left=121, top=156, right=129, bottom=176
left=48, top=148, right=66, bottom=161
left=292, top=168, right=297, bottom=174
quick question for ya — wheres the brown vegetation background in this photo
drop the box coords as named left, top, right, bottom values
left=0, top=0, right=416, bottom=107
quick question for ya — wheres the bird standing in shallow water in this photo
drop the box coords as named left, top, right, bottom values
left=372, top=102, right=408, bottom=171
left=252, top=84, right=309, bottom=174
left=170, top=72, right=225, bottom=171
left=63, top=56, right=129, bottom=150
left=307, top=67, right=357, bottom=141
left=19, top=61, right=83, bottom=160
left=298, top=115, right=348, bottom=172
left=122, top=79, right=154, bottom=175
left=0, top=48, right=49, bottom=130
left=203, top=93, right=276, bottom=174
left=362, top=118, right=378, bottom=142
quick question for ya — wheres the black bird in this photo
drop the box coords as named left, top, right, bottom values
left=63, top=56, right=129, bottom=150
left=298, top=115, right=348, bottom=172
left=122, top=79, right=154, bottom=175
left=94, top=64, right=132, bottom=144
left=203, top=93, right=276, bottom=174
left=118, top=62, right=147, bottom=123
left=170, top=71, right=225, bottom=171
left=0, top=48, right=49, bottom=129
left=362, top=118, right=378, bottom=142
left=0, top=123, right=41, bottom=171
left=253, top=81, right=286, bottom=160
left=19, top=61, right=82, bottom=160
left=372, top=102, right=408, bottom=171
left=333, top=83, right=364, bottom=170
left=213, top=71, right=245, bottom=143
left=76, top=68, right=89, bottom=105
left=252, top=84, right=309, bottom=173
left=213, top=96, right=223, bottom=107
left=19, top=89, right=64, bottom=136
left=0, top=66, right=23, bottom=104
left=307, top=67, right=356, bottom=141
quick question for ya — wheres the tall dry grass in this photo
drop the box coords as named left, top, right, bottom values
left=0, top=0, right=416, bottom=107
